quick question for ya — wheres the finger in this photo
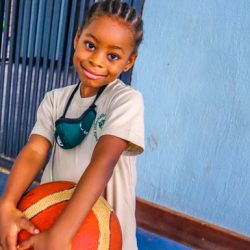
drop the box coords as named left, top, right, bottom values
left=0, top=239, right=7, bottom=250
left=6, top=233, right=18, bottom=250
left=18, top=217, right=40, bottom=235
left=17, top=237, right=33, bottom=250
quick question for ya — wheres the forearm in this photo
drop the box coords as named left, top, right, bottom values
left=51, top=160, right=113, bottom=239
left=1, top=136, right=51, bottom=206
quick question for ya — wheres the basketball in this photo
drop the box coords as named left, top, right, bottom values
left=17, top=181, right=122, bottom=250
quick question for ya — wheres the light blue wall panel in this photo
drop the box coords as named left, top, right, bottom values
left=133, top=0, right=250, bottom=236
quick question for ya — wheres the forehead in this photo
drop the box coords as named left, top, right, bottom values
left=81, top=16, right=134, bottom=50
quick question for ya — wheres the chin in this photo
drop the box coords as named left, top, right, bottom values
left=81, top=77, right=109, bottom=87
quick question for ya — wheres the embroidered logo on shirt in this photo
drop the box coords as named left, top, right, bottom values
left=94, top=113, right=106, bottom=141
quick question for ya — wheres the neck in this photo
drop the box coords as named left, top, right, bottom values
left=80, top=84, right=99, bottom=98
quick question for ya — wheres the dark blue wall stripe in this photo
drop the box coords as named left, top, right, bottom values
left=21, top=0, right=39, bottom=146
left=62, top=0, right=78, bottom=87
left=5, top=0, right=18, bottom=156
left=0, top=2, right=10, bottom=154
left=0, top=1, right=4, bottom=51
left=18, top=0, right=32, bottom=148
left=54, top=0, right=69, bottom=89
left=0, top=0, right=10, bottom=132
left=47, top=0, right=61, bottom=91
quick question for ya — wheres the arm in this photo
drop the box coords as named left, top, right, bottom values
left=1, top=135, right=51, bottom=205
left=18, top=135, right=127, bottom=250
left=0, top=135, right=51, bottom=250
left=54, top=134, right=127, bottom=237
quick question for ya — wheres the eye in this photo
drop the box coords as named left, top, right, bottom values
left=85, top=41, right=95, bottom=50
left=108, top=53, right=120, bottom=61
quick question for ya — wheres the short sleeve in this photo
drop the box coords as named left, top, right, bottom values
left=101, top=90, right=144, bottom=155
left=30, top=92, right=55, bottom=145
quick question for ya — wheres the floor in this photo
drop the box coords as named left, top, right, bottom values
left=0, top=158, right=192, bottom=250
left=136, top=228, right=192, bottom=250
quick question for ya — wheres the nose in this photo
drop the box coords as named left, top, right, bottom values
left=89, top=52, right=105, bottom=68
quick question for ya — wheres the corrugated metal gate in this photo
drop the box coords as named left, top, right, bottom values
left=0, top=0, right=144, bottom=160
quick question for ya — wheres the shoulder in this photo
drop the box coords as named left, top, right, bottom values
left=105, top=79, right=143, bottom=106
left=41, top=84, right=78, bottom=110
left=38, top=84, right=78, bottom=117
left=45, top=84, right=78, bottom=100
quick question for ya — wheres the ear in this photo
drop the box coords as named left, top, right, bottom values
left=74, top=30, right=81, bottom=49
left=124, top=54, right=138, bottom=72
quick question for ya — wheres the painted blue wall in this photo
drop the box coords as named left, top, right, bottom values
left=133, top=0, right=250, bottom=236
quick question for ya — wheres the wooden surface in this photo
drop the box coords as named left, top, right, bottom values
left=136, top=198, right=250, bottom=250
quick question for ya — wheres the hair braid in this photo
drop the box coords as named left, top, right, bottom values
left=112, top=0, right=120, bottom=13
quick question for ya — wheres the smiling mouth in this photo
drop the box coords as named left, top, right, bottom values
left=80, top=64, right=107, bottom=80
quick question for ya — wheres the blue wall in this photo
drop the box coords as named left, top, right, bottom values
left=133, top=0, right=250, bottom=236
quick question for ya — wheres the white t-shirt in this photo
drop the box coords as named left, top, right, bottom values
left=31, top=79, right=144, bottom=250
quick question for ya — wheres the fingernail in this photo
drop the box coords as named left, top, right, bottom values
left=34, top=228, right=40, bottom=234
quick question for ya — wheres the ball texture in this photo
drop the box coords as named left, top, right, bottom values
left=17, top=181, right=122, bottom=250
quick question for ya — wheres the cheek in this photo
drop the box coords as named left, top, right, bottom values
left=73, top=48, right=88, bottom=60
left=73, top=50, right=87, bottom=69
left=115, top=60, right=129, bottom=74
left=73, top=50, right=82, bottom=65
left=108, top=64, right=125, bottom=77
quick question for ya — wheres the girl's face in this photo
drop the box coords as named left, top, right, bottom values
left=73, top=16, right=137, bottom=96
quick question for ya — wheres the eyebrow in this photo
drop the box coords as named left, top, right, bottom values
left=85, top=33, right=125, bottom=54
left=86, top=33, right=99, bottom=42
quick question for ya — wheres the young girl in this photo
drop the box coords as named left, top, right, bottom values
left=0, top=0, right=144, bottom=249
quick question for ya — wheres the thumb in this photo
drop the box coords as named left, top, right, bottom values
left=17, top=237, right=34, bottom=250
left=18, top=217, right=40, bottom=235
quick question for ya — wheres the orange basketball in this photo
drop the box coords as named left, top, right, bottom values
left=17, top=181, right=122, bottom=250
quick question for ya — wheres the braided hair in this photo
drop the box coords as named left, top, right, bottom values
left=80, top=0, right=144, bottom=55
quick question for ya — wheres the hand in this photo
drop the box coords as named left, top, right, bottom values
left=17, top=229, right=72, bottom=250
left=0, top=200, right=39, bottom=250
